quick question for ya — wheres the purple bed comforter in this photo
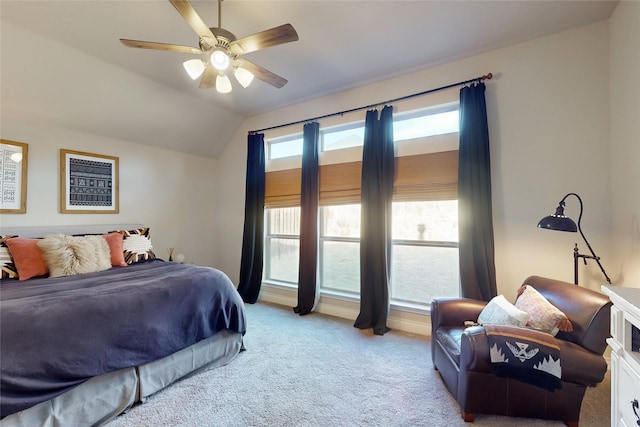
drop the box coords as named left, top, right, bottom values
left=0, top=260, right=246, bottom=418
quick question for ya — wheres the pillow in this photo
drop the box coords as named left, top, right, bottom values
left=1, top=235, right=19, bottom=280
left=37, top=234, right=112, bottom=278
left=515, top=285, right=573, bottom=335
left=4, top=237, right=49, bottom=281
left=102, top=232, right=127, bottom=267
left=477, top=295, right=528, bottom=327
left=112, top=227, right=156, bottom=265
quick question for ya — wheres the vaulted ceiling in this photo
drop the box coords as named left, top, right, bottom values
left=0, top=1, right=618, bottom=158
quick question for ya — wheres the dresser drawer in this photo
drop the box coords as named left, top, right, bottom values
left=618, top=356, right=640, bottom=427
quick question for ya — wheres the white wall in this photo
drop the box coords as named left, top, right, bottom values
left=216, top=19, right=614, bottom=302
left=0, top=120, right=219, bottom=267
left=609, top=1, right=640, bottom=289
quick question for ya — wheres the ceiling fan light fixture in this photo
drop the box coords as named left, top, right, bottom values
left=211, top=50, right=230, bottom=71
left=233, top=66, right=254, bottom=88
left=183, top=59, right=205, bottom=80
left=216, top=73, right=232, bottom=93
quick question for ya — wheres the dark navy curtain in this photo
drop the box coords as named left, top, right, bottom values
left=237, top=133, right=266, bottom=304
left=354, top=106, right=395, bottom=335
left=294, top=122, right=320, bottom=315
left=458, top=82, right=497, bottom=301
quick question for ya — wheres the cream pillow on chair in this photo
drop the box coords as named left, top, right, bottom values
left=477, top=294, right=529, bottom=327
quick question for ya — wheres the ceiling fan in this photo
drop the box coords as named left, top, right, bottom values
left=120, top=0, right=298, bottom=93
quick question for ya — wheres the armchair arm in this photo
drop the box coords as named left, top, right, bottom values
left=431, top=298, right=487, bottom=332
left=460, top=326, right=492, bottom=372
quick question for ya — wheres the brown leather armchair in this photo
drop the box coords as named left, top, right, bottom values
left=431, top=276, right=611, bottom=427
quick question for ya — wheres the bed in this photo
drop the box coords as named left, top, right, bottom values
left=0, top=224, right=246, bottom=427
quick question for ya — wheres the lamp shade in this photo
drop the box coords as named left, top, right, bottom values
left=233, top=66, right=254, bottom=88
left=183, top=59, right=205, bottom=80
left=216, top=73, right=232, bottom=93
left=537, top=214, right=578, bottom=232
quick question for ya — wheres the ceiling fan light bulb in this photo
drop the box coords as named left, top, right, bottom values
left=211, top=50, right=230, bottom=71
left=216, top=74, right=232, bottom=93
left=183, top=59, right=205, bottom=80
left=234, top=67, right=254, bottom=88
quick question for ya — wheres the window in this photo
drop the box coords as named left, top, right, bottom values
left=265, top=201, right=459, bottom=307
left=264, top=207, right=300, bottom=284
left=394, top=108, right=458, bottom=141
left=390, top=201, right=459, bottom=305
left=269, top=135, right=303, bottom=159
left=322, top=124, right=364, bottom=152
left=320, top=204, right=361, bottom=294
left=267, top=104, right=459, bottom=161
left=263, top=102, right=461, bottom=307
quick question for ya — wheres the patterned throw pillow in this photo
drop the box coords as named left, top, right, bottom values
left=515, top=285, right=573, bottom=335
left=477, top=295, right=528, bottom=327
left=113, top=227, right=156, bottom=265
left=0, top=235, right=19, bottom=280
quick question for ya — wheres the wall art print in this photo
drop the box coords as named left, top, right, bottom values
left=60, top=149, right=119, bottom=214
left=0, top=139, right=28, bottom=214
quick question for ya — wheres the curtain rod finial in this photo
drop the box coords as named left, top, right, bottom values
left=483, top=73, right=493, bottom=80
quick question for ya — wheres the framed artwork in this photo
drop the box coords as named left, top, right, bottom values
left=0, top=139, right=28, bottom=214
left=60, top=149, right=119, bottom=214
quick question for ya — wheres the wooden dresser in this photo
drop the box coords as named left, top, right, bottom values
left=602, top=286, right=640, bottom=427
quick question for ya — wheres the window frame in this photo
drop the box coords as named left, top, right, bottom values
left=263, top=101, right=463, bottom=305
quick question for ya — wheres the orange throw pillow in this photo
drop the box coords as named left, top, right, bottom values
left=102, top=232, right=127, bottom=267
left=5, top=238, right=49, bottom=280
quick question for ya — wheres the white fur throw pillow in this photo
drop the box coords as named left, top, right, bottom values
left=37, top=234, right=112, bottom=278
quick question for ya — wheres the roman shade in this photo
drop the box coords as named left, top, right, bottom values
left=265, top=150, right=458, bottom=208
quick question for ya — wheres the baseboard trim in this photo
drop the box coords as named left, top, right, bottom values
left=258, top=283, right=431, bottom=336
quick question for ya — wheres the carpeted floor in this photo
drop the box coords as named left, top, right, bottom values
left=107, top=302, right=610, bottom=427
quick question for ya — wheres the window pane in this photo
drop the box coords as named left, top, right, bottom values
left=322, top=204, right=361, bottom=238
left=392, top=201, right=458, bottom=242
left=323, top=126, right=365, bottom=152
left=268, top=207, right=300, bottom=236
left=270, top=138, right=303, bottom=159
left=265, top=238, right=299, bottom=283
left=391, top=245, right=459, bottom=304
left=321, top=241, right=360, bottom=293
left=394, top=110, right=459, bottom=141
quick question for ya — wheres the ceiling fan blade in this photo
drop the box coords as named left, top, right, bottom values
left=238, top=59, right=288, bottom=89
left=169, top=0, right=216, bottom=40
left=120, top=39, right=202, bottom=54
left=230, top=24, right=298, bottom=55
left=199, top=64, right=217, bottom=89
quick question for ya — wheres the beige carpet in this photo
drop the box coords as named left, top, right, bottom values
left=107, top=302, right=610, bottom=427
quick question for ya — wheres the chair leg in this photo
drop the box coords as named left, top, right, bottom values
left=462, top=412, right=476, bottom=423
left=564, top=421, right=578, bottom=427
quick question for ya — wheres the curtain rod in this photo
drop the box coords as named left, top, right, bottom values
left=249, top=73, right=492, bottom=134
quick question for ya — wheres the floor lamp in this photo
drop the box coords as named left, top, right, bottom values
left=537, top=192, right=612, bottom=285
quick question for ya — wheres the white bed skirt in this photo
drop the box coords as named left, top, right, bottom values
left=0, top=331, right=243, bottom=427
